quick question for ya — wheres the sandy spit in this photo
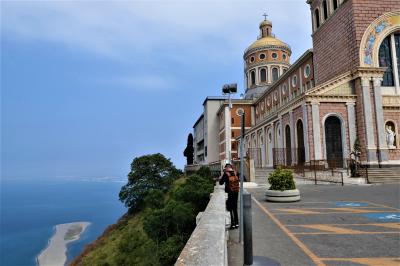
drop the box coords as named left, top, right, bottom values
left=37, top=222, right=90, bottom=266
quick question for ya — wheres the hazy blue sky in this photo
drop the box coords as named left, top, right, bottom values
left=1, top=0, right=312, bottom=179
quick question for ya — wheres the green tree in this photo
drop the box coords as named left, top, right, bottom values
left=172, top=174, right=214, bottom=213
left=144, top=189, right=165, bottom=209
left=119, top=153, right=181, bottom=213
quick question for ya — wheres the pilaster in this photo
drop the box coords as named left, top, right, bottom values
left=302, top=104, right=310, bottom=161
left=361, top=77, right=377, bottom=163
left=346, top=102, right=356, bottom=152
left=373, top=77, right=389, bottom=162
left=311, top=102, right=322, bottom=160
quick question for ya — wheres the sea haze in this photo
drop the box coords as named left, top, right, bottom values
left=0, top=177, right=127, bottom=266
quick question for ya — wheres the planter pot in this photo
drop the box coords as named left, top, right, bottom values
left=265, top=189, right=300, bottom=202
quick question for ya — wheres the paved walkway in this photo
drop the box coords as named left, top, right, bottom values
left=228, top=182, right=400, bottom=266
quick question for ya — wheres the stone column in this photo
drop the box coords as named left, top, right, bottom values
left=302, top=104, right=310, bottom=162
left=311, top=101, right=322, bottom=160
left=251, top=106, right=255, bottom=126
left=270, top=122, right=275, bottom=167
left=373, top=77, right=389, bottom=163
left=346, top=102, right=356, bottom=153
left=289, top=110, right=295, bottom=165
left=360, top=77, right=377, bottom=163
left=278, top=115, right=283, bottom=149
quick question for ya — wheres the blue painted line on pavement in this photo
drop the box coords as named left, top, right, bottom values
left=334, top=202, right=369, bottom=207
left=362, top=213, right=400, bottom=222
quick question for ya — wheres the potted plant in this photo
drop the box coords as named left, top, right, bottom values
left=265, top=167, right=300, bottom=202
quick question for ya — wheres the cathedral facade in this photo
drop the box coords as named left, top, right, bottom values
left=240, top=0, right=400, bottom=168
left=193, top=0, right=400, bottom=169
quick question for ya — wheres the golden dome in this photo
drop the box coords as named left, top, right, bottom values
left=246, top=36, right=291, bottom=53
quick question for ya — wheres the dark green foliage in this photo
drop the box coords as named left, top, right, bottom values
left=143, top=200, right=194, bottom=244
left=158, top=236, right=185, bottom=266
left=119, top=153, right=181, bottom=212
left=172, top=174, right=214, bottom=213
left=196, top=166, right=213, bottom=183
left=268, top=167, right=296, bottom=191
left=144, top=189, right=165, bottom=209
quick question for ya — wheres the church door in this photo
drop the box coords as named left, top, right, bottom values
left=296, top=120, right=305, bottom=165
left=325, top=116, right=343, bottom=168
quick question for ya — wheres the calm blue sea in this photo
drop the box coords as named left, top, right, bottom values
left=0, top=177, right=127, bottom=266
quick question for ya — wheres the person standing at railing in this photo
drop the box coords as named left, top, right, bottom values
left=219, top=164, right=239, bottom=229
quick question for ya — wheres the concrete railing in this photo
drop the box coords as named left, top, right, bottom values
left=175, top=185, right=227, bottom=266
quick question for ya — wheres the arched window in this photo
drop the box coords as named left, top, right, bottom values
left=272, top=68, right=279, bottom=82
left=260, top=68, right=267, bottom=82
left=250, top=70, right=256, bottom=85
left=379, top=33, right=400, bottom=87
left=315, top=9, right=320, bottom=29
left=323, top=0, right=328, bottom=20
left=332, top=0, right=338, bottom=10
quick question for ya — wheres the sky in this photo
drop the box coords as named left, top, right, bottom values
left=1, top=0, right=312, bottom=179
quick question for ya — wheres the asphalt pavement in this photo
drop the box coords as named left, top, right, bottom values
left=228, top=183, right=400, bottom=266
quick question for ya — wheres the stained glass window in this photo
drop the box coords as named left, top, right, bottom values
left=379, top=35, right=394, bottom=86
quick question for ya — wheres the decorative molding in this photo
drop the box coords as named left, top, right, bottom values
left=382, top=95, right=400, bottom=107
left=360, top=11, right=400, bottom=67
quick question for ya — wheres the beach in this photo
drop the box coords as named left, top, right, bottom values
left=37, top=222, right=90, bottom=266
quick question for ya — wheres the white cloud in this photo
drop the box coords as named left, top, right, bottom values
left=1, top=0, right=312, bottom=62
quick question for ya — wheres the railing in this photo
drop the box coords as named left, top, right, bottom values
left=297, top=160, right=344, bottom=185
left=272, top=148, right=306, bottom=168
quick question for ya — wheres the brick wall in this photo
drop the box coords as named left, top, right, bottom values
left=311, top=0, right=400, bottom=85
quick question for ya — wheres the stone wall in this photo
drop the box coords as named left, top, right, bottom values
left=175, top=185, right=227, bottom=266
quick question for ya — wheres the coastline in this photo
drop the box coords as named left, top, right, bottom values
left=37, top=222, right=90, bottom=266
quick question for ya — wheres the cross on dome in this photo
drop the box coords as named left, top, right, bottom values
left=263, top=13, right=268, bottom=21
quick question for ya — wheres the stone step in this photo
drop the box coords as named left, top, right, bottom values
left=368, top=178, right=400, bottom=183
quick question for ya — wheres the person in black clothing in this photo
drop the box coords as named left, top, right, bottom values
left=219, top=164, right=239, bottom=229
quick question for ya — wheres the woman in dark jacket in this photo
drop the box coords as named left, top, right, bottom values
left=219, top=165, right=239, bottom=229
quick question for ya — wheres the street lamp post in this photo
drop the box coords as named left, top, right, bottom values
left=222, top=83, right=237, bottom=164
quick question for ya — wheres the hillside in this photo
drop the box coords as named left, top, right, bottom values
left=70, top=155, right=214, bottom=266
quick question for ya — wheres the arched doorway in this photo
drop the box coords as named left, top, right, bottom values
left=267, top=128, right=273, bottom=167
left=260, top=134, right=265, bottom=167
left=285, top=125, right=292, bottom=166
left=325, top=116, right=343, bottom=168
left=296, top=120, right=305, bottom=165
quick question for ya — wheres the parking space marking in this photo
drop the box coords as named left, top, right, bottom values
left=294, top=224, right=368, bottom=234
left=254, top=198, right=400, bottom=265
left=273, top=207, right=399, bottom=215
left=363, top=201, right=400, bottom=211
left=252, top=197, right=324, bottom=266
left=321, top=257, right=400, bottom=266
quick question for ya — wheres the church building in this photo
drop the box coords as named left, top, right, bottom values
left=192, top=0, right=400, bottom=170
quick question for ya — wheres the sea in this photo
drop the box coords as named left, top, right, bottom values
left=0, top=177, right=127, bottom=266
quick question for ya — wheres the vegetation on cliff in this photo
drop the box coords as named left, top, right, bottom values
left=70, top=155, right=214, bottom=266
